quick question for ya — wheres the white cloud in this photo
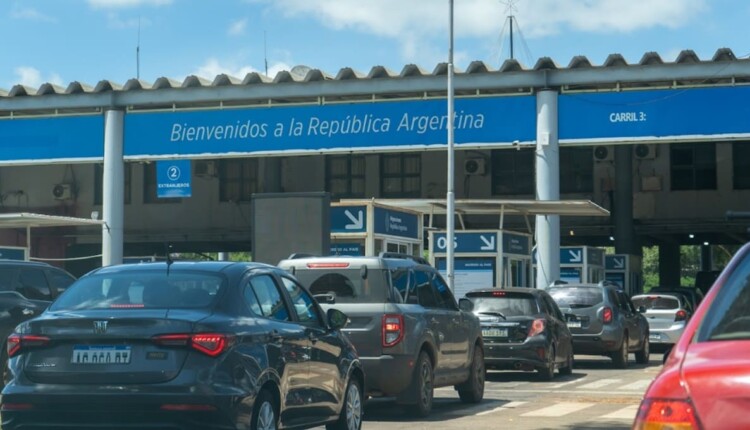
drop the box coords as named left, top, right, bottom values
left=107, top=13, right=151, bottom=29
left=87, top=0, right=172, bottom=9
left=10, top=5, right=56, bottom=22
left=191, top=58, right=292, bottom=80
left=253, top=0, right=707, bottom=60
left=12, top=66, right=64, bottom=88
left=228, top=18, right=248, bottom=36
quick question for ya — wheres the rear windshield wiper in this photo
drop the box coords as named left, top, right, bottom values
left=479, top=311, right=507, bottom=320
left=565, top=303, right=594, bottom=309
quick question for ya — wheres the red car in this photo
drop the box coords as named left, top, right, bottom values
left=633, top=242, right=750, bottom=430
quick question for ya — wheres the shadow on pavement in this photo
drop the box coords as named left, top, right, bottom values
left=363, top=397, right=508, bottom=422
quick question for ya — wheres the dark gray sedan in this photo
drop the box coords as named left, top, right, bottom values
left=1, top=261, right=363, bottom=430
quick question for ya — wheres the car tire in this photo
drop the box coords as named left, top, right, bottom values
left=612, top=333, right=629, bottom=369
left=538, top=346, right=556, bottom=381
left=251, top=389, right=278, bottom=430
left=635, top=335, right=650, bottom=364
left=409, top=351, right=434, bottom=417
left=457, top=344, right=485, bottom=403
left=559, top=348, right=574, bottom=375
left=0, top=343, right=10, bottom=391
left=327, top=377, right=363, bottom=430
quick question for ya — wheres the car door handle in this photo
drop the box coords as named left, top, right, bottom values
left=307, top=332, right=319, bottom=344
left=268, top=330, right=283, bottom=343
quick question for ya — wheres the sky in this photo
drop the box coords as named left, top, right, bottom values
left=1, top=0, right=749, bottom=90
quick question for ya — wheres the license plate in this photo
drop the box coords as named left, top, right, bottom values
left=72, top=345, right=131, bottom=364
left=482, top=328, right=508, bottom=338
left=649, top=333, right=662, bottom=341
left=567, top=321, right=582, bottom=328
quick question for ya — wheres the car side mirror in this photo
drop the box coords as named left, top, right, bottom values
left=327, top=308, right=349, bottom=330
left=458, top=298, right=474, bottom=312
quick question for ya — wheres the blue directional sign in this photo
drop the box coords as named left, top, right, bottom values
left=433, top=232, right=497, bottom=254
left=156, top=160, right=191, bottom=198
left=331, top=206, right=367, bottom=233
left=0, top=247, right=26, bottom=261
left=330, top=243, right=363, bottom=256
left=502, top=233, right=530, bottom=255
left=605, top=255, right=627, bottom=271
left=560, top=247, right=585, bottom=265
left=373, top=207, right=419, bottom=239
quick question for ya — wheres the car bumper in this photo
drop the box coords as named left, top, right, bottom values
left=648, top=324, right=686, bottom=344
left=360, top=354, right=414, bottom=397
left=483, top=339, right=549, bottom=370
left=570, top=327, right=624, bottom=355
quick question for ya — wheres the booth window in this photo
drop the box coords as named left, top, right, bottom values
left=380, top=154, right=421, bottom=198
left=560, top=147, right=594, bottom=194
left=219, top=158, right=259, bottom=202
left=326, top=155, right=365, bottom=199
left=732, top=142, right=750, bottom=189
left=491, top=149, right=534, bottom=196
left=671, top=143, right=717, bottom=190
left=94, top=163, right=132, bottom=205
left=143, top=163, right=180, bottom=204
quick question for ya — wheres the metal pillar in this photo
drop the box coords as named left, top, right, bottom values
left=614, top=146, right=638, bottom=255
left=102, top=109, right=125, bottom=267
left=535, top=90, right=560, bottom=289
left=700, top=244, right=713, bottom=271
left=659, top=243, right=681, bottom=286
left=218, top=252, right=230, bottom=261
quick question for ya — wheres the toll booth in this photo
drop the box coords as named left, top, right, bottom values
left=329, top=201, right=422, bottom=257
left=0, top=246, right=28, bottom=261
left=534, top=245, right=606, bottom=286
left=605, top=254, right=643, bottom=296
left=429, top=230, right=532, bottom=298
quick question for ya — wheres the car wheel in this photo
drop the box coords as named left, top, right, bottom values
left=251, top=389, right=278, bottom=430
left=410, top=351, right=434, bottom=417
left=538, top=346, right=556, bottom=381
left=612, top=334, right=629, bottom=369
left=635, top=335, right=650, bottom=364
left=327, top=377, right=363, bottom=430
left=559, top=348, right=574, bottom=375
left=457, top=345, right=485, bottom=403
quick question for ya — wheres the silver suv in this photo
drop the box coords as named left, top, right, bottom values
left=547, top=282, right=650, bottom=368
left=278, top=253, right=485, bottom=417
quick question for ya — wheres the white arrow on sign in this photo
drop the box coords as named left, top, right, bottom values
left=568, top=250, right=582, bottom=263
left=344, top=210, right=364, bottom=230
left=613, top=258, right=625, bottom=269
left=480, top=235, right=495, bottom=251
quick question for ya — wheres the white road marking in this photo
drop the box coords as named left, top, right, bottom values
left=620, top=379, right=653, bottom=391
left=476, top=401, right=527, bottom=416
left=601, top=404, right=640, bottom=420
left=547, top=377, right=588, bottom=389
left=520, top=402, right=595, bottom=417
left=576, top=378, right=622, bottom=389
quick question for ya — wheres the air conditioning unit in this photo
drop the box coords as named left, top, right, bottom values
left=195, top=160, right=217, bottom=177
left=634, top=144, right=658, bottom=160
left=52, top=183, right=73, bottom=200
left=593, top=146, right=613, bottom=162
left=464, top=158, right=487, bottom=175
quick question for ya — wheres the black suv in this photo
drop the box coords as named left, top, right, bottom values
left=0, top=260, right=76, bottom=386
left=278, top=253, right=485, bottom=417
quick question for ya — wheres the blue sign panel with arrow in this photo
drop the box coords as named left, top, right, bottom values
left=560, top=247, right=584, bottom=265
left=605, top=255, right=627, bottom=271
left=433, top=232, right=497, bottom=254
left=330, top=206, right=367, bottom=233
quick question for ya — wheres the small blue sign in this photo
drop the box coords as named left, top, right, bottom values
left=330, top=243, right=363, bottom=256
left=560, top=267, right=582, bottom=283
left=587, top=247, right=605, bottom=266
left=502, top=233, right=530, bottom=255
left=560, top=247, right=585, bottom=265
left=433, top=232, right=497, bottom=253
left=605, top=255, right=627, bottom=271
left=374, top=207, right=419, bottom=239
left=605, top=272, right=625, bottom=289
left=0, top=247, right=26, bottom=261
left=156, top=160, right=192, bottom=198
left=331, top=206, right=367, bottom=233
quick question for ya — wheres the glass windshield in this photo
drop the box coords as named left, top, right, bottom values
left=50, top=272, right=223, bottom=311
left=294, top=268, right=388, bottom=303
left=632, top=296, right=679, bottom=310
left=548, top=286, right=604, bottom=308
left=697, top=258, right=750, bottom=341
left=467, top=294, right=539, bottom=317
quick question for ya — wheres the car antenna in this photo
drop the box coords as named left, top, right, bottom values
left=165, top=243, right=174, bottom=276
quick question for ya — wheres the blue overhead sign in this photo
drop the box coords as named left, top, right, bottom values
left=433, top=232, right=497, bottom=254
left=560, top=247, right=585, bottom=265
left=373, top=207, right=419, bottom=239
left=560, top=86, right=750, bottom=142
left=0, top=115, right=103, bottom=163
left=605, top=255, right=627, bottom=271
left=330, top=206, right=367, bottom=233
left=156, top=160, right=192, bottom=198
left=0, top=247, right=26, bottom=261
left=587, top=247, right=605, bottom=266
left=502, top=233, right=530, bottom=255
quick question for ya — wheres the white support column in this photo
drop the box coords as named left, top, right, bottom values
left=102, top=109, right=125, bottom=267
left=535, top=90, right=560, bottom=289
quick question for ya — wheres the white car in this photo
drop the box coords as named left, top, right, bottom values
left=631, top=293, right=692, bottom=346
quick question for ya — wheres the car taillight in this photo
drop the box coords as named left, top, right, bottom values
left=675, top=310, right=688, bottom=322
left=7, top=334, right=51, bottom=358
left=306, top=262, right=350, bottom=269
left=382, top=314, right=405, bottom=347
left=633, top=399, right=702, bottom=430
left=528, top=319, right=545, bottom=337
left=152, top=333, right=233, bottom=357
left=602, top=307, right=613, bottom=324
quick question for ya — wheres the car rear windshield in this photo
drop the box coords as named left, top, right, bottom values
left=466, top=292, right=540, bottom=317
left=293, top=268, right=388, bottom=303
left=49, top=272, right=224, bottom=311
left=548, top=286, right=604, bottom=308
left=632, top=295, right=679, bottom=310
